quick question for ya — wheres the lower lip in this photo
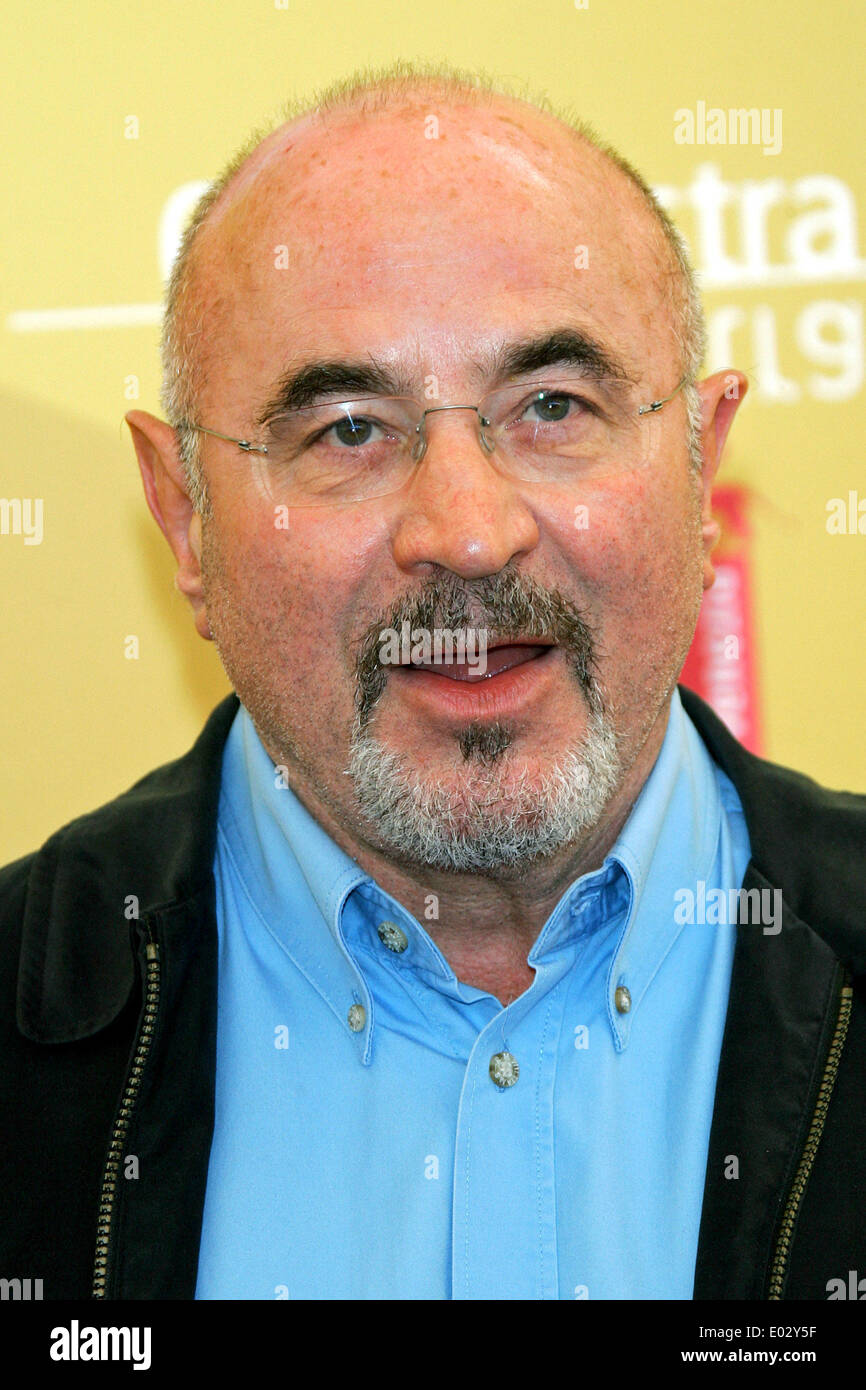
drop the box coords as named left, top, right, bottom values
left=387, top=646, right=560, bottom=719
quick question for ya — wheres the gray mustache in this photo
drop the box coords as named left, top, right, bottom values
left=353, top=566, right=599, bottom=727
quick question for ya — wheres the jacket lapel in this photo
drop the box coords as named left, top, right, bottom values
left=678, top=687, right=858, bottom=1297
left=691, top=871, right=840, bottom=1297
left=16, top=694, right=239, bottom=1043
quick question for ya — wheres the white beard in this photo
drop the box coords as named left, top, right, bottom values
left=346, top=694, right=621, bottom=872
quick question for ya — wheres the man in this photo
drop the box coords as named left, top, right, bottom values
left=1, top=62, right=864, bottom=1302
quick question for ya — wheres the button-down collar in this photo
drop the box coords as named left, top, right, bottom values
left=216, top=715, right=374, bottom=1059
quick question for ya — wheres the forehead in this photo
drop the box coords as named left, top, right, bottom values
left=190, top=102, right=679, bottom=401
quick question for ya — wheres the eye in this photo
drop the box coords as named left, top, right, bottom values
left=309, top=411, right=400, bottom=450
left=526, top=391, right=587, bottom=424
left=329, top=414, right=377, bottom=447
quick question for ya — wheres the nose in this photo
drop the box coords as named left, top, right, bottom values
left=390, top=406, right=540, bottom=580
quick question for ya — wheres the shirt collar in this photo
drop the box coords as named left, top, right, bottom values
left=599, top=685, right=723, bottom=1050
left=217, top=710, right=375, bottom=1058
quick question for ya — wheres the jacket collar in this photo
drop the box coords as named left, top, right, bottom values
left=678, top=685, right=866, bottom=974
left=16, top=686, right=864, bottom=1043
left=16, top=694, right=240, bottom=1042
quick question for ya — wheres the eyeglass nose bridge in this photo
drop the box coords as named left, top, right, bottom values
left=411, top=402, right=496, bottom=463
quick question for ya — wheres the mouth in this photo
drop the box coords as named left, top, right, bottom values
left=385, top=639, right=561, bottom=721
left=402, top=641, right=555, bottom=683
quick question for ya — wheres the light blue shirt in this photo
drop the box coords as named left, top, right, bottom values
left=195, top=688, right=751, bottom=1300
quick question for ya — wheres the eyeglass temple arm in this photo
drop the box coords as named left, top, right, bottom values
left=182, top=422, right=269, bottom=455
left=637, top=376, right=689, bottom=416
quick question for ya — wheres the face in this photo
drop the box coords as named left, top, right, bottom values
left=175, top=101, right=727, bottom=874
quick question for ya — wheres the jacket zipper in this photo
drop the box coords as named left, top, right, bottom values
left=767, top=968, right=854, bottom=1300
left=92, top=932, right=162, bottom=1298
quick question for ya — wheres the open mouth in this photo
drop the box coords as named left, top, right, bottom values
left=402, top=642, right=555, bottom=684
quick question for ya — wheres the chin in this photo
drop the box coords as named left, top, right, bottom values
left=345, top=710, right=622, bottom=874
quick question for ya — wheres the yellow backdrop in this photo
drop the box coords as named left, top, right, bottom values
left=2, top=0, right=864, bottom=861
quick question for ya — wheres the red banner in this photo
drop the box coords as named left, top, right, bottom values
left=680, top=485, right=762, bottom=754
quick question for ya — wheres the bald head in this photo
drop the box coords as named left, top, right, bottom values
left=160, top=62, right=705, bottom=514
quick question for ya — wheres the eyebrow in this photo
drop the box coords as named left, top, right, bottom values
left=254, top=327, right=633, bottom=426
left=484, top=329, right=633, bottom=386
left=255, top=359, right=412, bottom=426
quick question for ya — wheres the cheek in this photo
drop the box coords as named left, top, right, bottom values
left=200, top=511, right=384, bottom=688
left=544, top=470, right=704, bottom=657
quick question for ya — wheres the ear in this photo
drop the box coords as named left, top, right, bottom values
left=126, top=410, right=213, bottom=641
left=695, top=371, right=748, bottom=591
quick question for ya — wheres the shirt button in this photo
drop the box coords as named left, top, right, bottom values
left=377, top=920, right=408, bottom=953
left=489, top=1052, right=520, bottom=1088
left=615, top=985, right=632, bottom=1014
left=347, top=1004, right=366, bottom=1032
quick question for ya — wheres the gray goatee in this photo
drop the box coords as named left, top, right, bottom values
left=346, top=566, right=621, bottom=872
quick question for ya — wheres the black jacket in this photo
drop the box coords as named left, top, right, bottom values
left=1, top=688, right=865, bottom=1300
